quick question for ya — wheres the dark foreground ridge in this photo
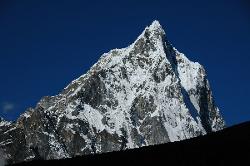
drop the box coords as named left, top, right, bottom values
left=12, top=121, right=250, bottom=166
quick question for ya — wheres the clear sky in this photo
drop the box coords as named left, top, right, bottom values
left=0, top=0, right=249, bottom=126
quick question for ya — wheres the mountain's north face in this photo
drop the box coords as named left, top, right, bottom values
left=0, top=21, right=225, bottom=164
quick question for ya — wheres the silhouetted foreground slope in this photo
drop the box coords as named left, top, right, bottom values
left=12, top=121, right=250, bottom=166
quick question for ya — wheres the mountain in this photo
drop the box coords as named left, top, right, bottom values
left=0, top=20, right=225, bottom=165
left=12, top=121, right=250, bottom=166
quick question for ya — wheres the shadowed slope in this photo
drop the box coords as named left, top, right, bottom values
left=12, top=121, right=250, bottom=166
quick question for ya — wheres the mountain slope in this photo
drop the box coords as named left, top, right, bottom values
left=13, top=121, right=250, bottom=166
left=0, top=20, right=225, bottom=164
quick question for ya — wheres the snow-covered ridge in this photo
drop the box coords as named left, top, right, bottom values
left=0, top=118, right=11, bottom=127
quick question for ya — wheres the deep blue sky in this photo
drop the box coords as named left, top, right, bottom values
left=0, top=0, right=249, bottom=126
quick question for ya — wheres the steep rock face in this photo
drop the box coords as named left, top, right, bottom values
left=0, top=21, right=225, bottom=164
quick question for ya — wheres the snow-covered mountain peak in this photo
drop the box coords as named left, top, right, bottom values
left=130, top=20, right=165, bottom=51
left=148, top=20, right=165, bottom=35
left=0, top=20, right=225, bottom=164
